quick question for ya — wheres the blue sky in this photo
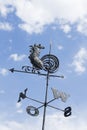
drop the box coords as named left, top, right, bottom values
left=0, top=0, right=87, bottom=130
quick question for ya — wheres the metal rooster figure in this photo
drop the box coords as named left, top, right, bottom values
left=9, top=43, right=72, bottom=130
left=29, top=44, right=45, bottom=70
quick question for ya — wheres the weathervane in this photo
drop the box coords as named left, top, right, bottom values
left=9, top=43, right=72, bottom=130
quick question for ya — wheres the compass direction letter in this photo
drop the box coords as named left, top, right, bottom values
left=51, top=87, right=70, bottom=102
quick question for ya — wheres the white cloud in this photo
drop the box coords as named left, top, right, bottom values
left=0, top=0, right=14, bottom=17
left=60, top=24, right=71, bottom=33
left=71, top=48, right=87, bottom=74
left=18, top=23, right=44, bottom=34
left=16, top=103, right=23, bottom=114
left=1, top=0, right=87, bottom=34
left=16, top=103, right=22, bottom=109
left=0, top=68, right=8, bottom=76
left=45, top=113, right=87, bottom=130
left=0, top=22, right=13, bottom=31
left=0, top=111, right=87, bottom=130
left=77, top=18, right=87, bottom=35
left=16, top=109, right=23, bottom=114
left=9, top=53, right=26, bottom=61
left=57, top=45, right=63, bottom=50
left=13, top=0, right=87, bottom=34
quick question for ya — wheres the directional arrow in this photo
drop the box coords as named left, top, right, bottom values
left=9, top=68, right=64, bottom=78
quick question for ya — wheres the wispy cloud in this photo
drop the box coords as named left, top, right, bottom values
left=60, top=24, right=71, bottom=33
left=9, top=53, right=26, bottom=61
left=71, top=48, right=87, bottom=74
left=0, top=0, right=14, bottom=17
left=77, top=19, right=87, bottom=36
left=0, top=90, right=5, bottom=94
left=0, top=22, right=13, bottom=31
left=0, top=68, right=8, bottom=76
left=16, top=103, right=23, bottom=114
left=16, top=102, right=22, bottom=109
left=57, top=45, right=63, bottom=50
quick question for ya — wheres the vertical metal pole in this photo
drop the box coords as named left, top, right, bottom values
left=42, top=71, right=49, bottom=130
left=42, top=43, right=51, bottom=130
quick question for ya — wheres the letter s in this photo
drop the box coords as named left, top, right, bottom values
left=64, top=106, right=72, bottom=117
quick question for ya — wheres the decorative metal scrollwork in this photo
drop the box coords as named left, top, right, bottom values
left=41, top=54, right=59, bottom=73
left=26, top=106, right=39, bottom=116
left=22, top=66, right=40, bottom=73
left=22, top=66, right=31, bottom=72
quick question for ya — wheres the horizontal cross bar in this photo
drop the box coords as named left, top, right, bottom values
left=26, top=96, right=44, bottom=104
left=9, top=68, right=64, bottom=78
left=47, top=98, right=56, bottom=104
left=47, top=104, right=64, bottom=112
